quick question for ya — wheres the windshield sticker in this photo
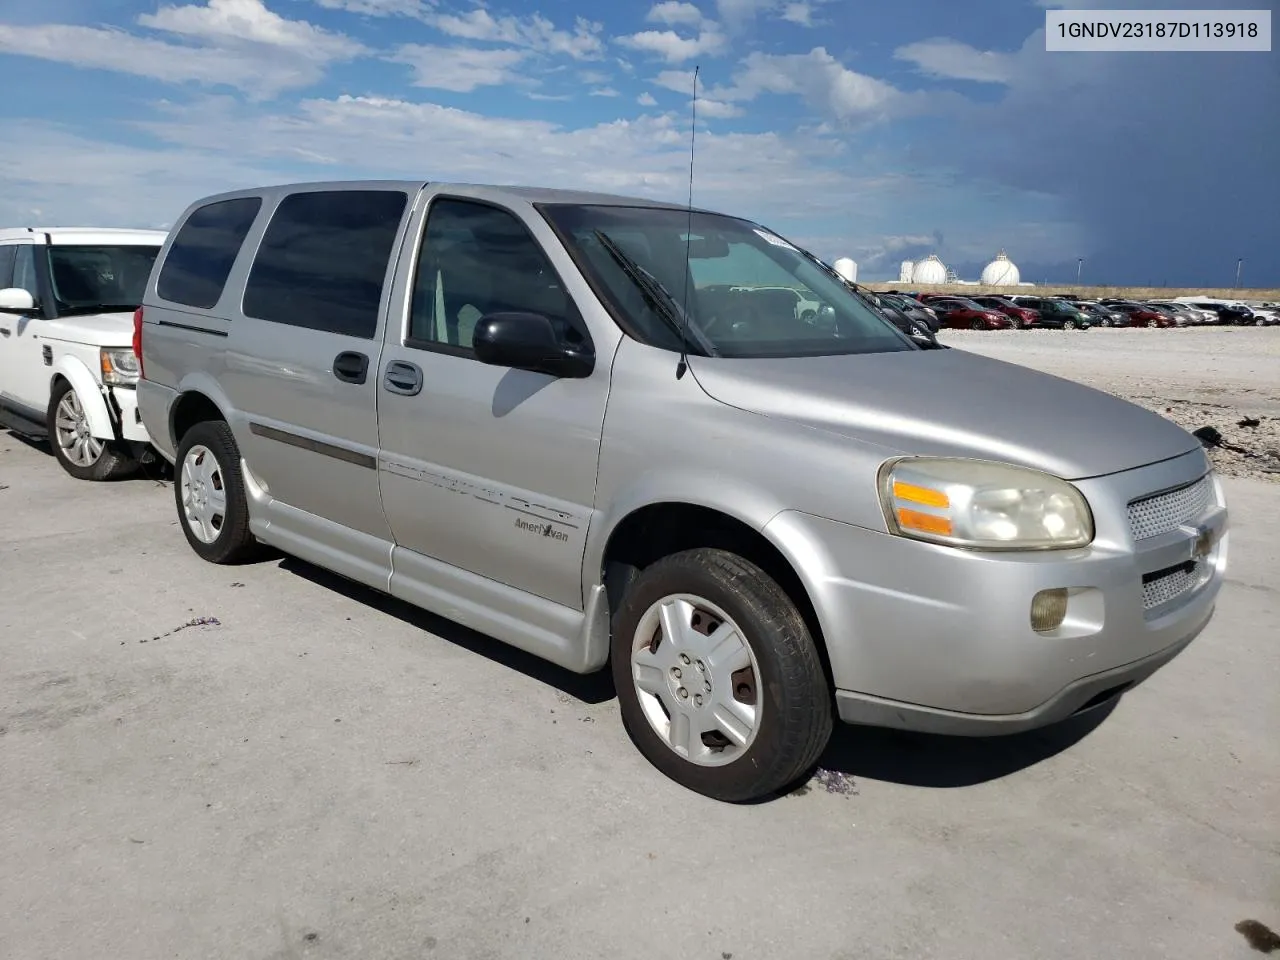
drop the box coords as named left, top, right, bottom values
left=754, top=228, right=797, bottom=251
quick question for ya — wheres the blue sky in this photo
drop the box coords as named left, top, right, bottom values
left=0, top=0, right=1275, bottom=285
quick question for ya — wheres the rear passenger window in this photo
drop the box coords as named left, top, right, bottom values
left=408, top=198, right=585, bottom=353
left=157, top=197, right=262, bottom=309
left=0, top=245, right=14, bottom=288
left=243, top=190, right=408, bottom=339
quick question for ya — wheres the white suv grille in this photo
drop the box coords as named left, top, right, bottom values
left=1127, top=474, right=1213, bottom=541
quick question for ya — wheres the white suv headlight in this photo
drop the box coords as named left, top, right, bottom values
left=100, top=347, right=140, bottom=385
left=879, top=457, right=1094, bottom=550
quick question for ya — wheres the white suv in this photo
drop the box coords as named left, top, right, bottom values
left=0, top=227, right=167, bottom=480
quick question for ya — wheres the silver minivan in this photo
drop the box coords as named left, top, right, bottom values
left=135, top=181, right=1228, bottom=802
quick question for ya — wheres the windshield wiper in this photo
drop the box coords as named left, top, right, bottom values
left=591, top=230, right=716, bottom=356
left=56, top=303, right=140, bottom=316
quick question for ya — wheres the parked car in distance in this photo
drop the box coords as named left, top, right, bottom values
left=923, top=297, right=1013, bottom=330
left=1172, top=298, right=1254, bottom=325
left=1105, top=301, right=1177, bottom=328
left=1007, top=296, right=1093, bottom=330
left=1071, top=301, right=1125, bottom=327
left=1243, top=303, right=1280, bottom=326
left=135, top=180, right=1228, bottom=803
left=878, top=292, right=940, bottom=333
left=0, top=227, right=167, bottom=479
left=1144, top=301, right=1199, bottom=326
left=969, top=295, right=1038, bottom=329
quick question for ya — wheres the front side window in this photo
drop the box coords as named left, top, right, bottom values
left=0, top=245, right=15, bottom=288
left=12, top=245, right=39, bottom=300
left=158, top=196, right=262, bottom=309
left=244, top=190, right=408, bottom=339
left=408, top=198, right=588, bottom=354
left=47, top=245, right=160, bottom=314
left=540, top=204, right=912, bottom=358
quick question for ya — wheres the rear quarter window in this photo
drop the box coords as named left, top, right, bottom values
left=242, top=190, right=408, bottom=339
left=157, top=196, right=263, bottom=309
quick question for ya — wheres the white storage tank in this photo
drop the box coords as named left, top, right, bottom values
left=980, top=250, right=1021, bottom=286
left=899, top=260, right=915, bottom=282
left=833, top=257, right=857, bottom=283
left=911, top=254, right=947, bottom=285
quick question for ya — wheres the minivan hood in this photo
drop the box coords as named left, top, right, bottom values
left=42, top=310, right=134, bottom=348
left=690, top=347, right=1199, bottom=480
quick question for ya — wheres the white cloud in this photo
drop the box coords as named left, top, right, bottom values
left=696, top=97, right=743, bottom=118
left=781, top=3, right=813, bottom=26
left=646, top=1, right=706, bottom=26
left=590, top=87, right=621, bottom=97
left=894, top=38, right=1016, bottom=84
left=616, top=28, right=727, bottom=63
left=715, top=0, right=776, bottom=26
left=139, top=0, right=364, bottom=59
left=711, top=48, right=910, bottom=124
left=311, top=0, right=427, bottom=14
left=391, top=44, right=529, bottom=92
left=638, top=91, right=659, bottom=106
left=427, top=9, right=605, bottom=60
left=654, top=69, right=699, bottom=94
left=0, top=22, right=329, bottom=96
left=0, top=0, right=365, bottom=97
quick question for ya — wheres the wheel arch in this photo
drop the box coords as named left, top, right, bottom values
left=168, top=376, right=234, bottom=449
left=47, top=356, right=115, bottom=439
left=595, top=499, right=836, bottom=691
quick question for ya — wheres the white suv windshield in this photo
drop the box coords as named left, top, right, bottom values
left=540, top=204, right=914, bottom=358
left=48, top=244, right=161, bottom=313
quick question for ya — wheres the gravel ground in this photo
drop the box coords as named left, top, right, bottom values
left=940, top=326, right=1280, bottom=481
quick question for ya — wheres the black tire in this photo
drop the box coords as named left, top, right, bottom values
left=46, top=379, right=138, bottom=481
left=610, top=548, right=833, bottom=803
left=173, top=419, right=260, bottom=564
left=969, top=319, right=985, bottom=330
left=1063, top=319, right=1077, bottom=330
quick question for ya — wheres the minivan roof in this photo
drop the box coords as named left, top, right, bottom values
left=183, top=180, right=726, bottom=218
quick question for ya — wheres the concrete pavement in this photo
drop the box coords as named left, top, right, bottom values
left=1, top=434, right=1277, bottom=960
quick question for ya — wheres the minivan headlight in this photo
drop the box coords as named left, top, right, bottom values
left=879, top=457, right=1094, bottom=550
left=100, top=347, right=140, bottom=385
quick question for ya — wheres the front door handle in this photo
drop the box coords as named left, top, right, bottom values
left=383, top=360, right=423, bottom=397
left=332, top=351, right=369, bottom=385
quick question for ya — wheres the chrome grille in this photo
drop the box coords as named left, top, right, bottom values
left=1142, top=561, right=1207, bottom=614
left=1127, top=474, right=1213, bottom=541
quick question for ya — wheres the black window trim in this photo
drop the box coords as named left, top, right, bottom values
left=400, top=194, right=593, bottom=361
left=241, top=188, right=411, bottom=341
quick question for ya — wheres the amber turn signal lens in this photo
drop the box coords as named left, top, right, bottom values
left=896, top=508, right=953, bottom=537
left=892, top=481, right=950, bottom=508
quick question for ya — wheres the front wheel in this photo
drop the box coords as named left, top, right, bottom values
left=970, top=319, right=985, bottom=330
left=611, top=548, right=833, bottom=802
left=174, top=420, right=260, bottom=564
left=47, top=380, right=137, bottom=481
left=1063, top=319, right=1078, bottom=330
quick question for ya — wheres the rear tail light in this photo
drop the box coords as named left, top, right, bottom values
left=132, top=307, right=145, bottom=379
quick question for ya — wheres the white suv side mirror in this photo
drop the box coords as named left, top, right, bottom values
left=0, top=288, right=37, bottom=313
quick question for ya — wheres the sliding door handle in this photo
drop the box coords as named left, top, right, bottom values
left=383, top=360, right=423, bottom=397
left=332, top=351, right=369, bottom=385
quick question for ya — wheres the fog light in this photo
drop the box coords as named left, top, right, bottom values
left=1031, top=588, right=1069, bottom=633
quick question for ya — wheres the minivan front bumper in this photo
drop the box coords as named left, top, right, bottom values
left=764, top=448, right=1227, bottom=735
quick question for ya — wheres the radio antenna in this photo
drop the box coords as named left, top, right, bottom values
left=676, top=64, right=699, bottom=380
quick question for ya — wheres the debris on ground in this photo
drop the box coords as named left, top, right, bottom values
left=812, top=768, right=859, bottom=796
left=1238, top=416, right=1262, bottom=429
left=1235, top=919, right=1280, bottom=953
left=131, top=616, right=222, bottom=644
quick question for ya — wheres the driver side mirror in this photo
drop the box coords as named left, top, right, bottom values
left=473, top=312, right=594, bottom=379
left=0, top=288, right=37, bottom=314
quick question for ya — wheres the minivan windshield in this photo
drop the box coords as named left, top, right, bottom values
left=540, top=204, right=914, bottom=358
left=47, top=244, right=161, bottom=313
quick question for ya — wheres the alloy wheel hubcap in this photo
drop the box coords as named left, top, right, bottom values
left=180, top=445, right=227, bottom=544
left=54, top=390, right=104, bottom=467
left=630, top=594, right=761, bottom=767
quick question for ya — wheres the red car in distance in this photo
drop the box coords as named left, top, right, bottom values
left=1106, top=301, right=1178, bottom=328
left=968, top=295, right=1038, bottom=329
left=921, top=296, right=1014, bottom=330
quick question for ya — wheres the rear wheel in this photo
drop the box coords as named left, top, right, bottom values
left=174, top=420, right=260, bottom=564
left=611, top=548, right=833, bottom=803
left=47, top=379, right=137, bottom=481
